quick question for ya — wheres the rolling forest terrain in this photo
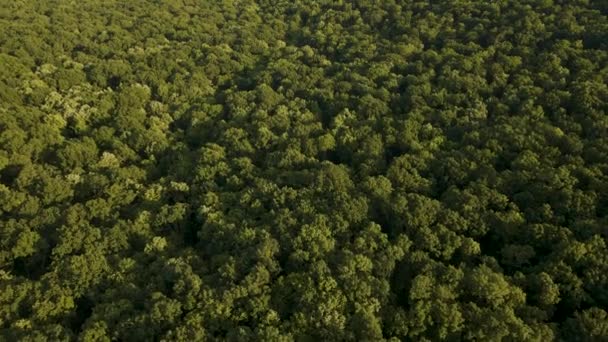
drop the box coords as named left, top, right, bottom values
left=0, top=0, right=608, bottom=340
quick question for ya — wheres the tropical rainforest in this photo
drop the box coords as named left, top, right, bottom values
left=0, top=0, right=607, bottom=341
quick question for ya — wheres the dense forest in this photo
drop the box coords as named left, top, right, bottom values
left=0, top=0, right=607, bottom=340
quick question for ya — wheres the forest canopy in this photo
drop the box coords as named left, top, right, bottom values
left=0, top=0, right=607, bottom=340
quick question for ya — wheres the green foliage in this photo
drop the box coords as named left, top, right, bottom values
left=1, top=0, right=607, bottom=340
